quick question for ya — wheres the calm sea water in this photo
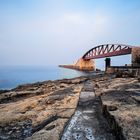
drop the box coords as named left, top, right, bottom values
left=0, top=66, right=91, bottom=90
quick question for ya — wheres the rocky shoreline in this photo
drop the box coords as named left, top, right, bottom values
left=0, top=74, right=140, bottom=140
left=0, top=76, right=88, bottom=140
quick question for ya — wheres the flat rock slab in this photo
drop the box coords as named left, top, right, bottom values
left=79, top=92, right=95, bottom=103
left=61, top=81, right=115, bottom=140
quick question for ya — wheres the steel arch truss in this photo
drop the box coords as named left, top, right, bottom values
left=83, top=44, right=132, bottom=60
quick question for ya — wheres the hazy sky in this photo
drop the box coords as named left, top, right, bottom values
left=0, top=0, right=140, bottom=69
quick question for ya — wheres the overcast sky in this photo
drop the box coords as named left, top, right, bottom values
left=0, top=0, right=140, bottom=69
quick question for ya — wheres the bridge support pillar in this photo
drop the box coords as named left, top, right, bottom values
left=132, top=47, right=140, bottom=67
left=75, top=58, right=95, bottom=71
left=105, top=58, right=111, bottom=70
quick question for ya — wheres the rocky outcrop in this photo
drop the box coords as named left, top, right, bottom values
left=0, top=75, right=140, bottom=140
left=0, top=77, right=86, bottom=140
left=93, top=77, right=140, bottom=140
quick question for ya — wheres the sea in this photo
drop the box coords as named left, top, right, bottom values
left=0, top=66, right=92, bottom=90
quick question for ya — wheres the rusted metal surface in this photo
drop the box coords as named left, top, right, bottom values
left=83, top=44, right=133, bottom=60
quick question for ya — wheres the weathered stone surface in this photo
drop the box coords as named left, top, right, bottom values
left=132, top=47, right=140, bottom=66
left=94, top=77, right=140, bottom=140
left=26, top=118, right=68, bottom=140
left=0, top=74, right=140, bottom=140
left=75, top=58, right=95, bottom=71
left=0, top=78, right=84, bottom=140
left=61, top=81, right=115, bottom=140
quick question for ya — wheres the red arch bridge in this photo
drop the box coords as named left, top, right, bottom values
left=59, top=44, right=140, bottom=71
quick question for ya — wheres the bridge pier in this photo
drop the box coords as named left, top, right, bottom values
left=75, top=58, right=95, bottom=71
left=59, top=58, right=95, bottom=71
left=132, top=47, right=140, bottom=66
left=105, top=58, right=111, bottom=71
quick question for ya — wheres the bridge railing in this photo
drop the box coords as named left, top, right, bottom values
left=83, top=44, right=132, bottom=60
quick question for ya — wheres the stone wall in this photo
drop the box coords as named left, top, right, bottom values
left=75, top=58, right=95, bottom=71
left=132, top=47, right=140, bottom=66
left=106, top=67, right=140, bottom=77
